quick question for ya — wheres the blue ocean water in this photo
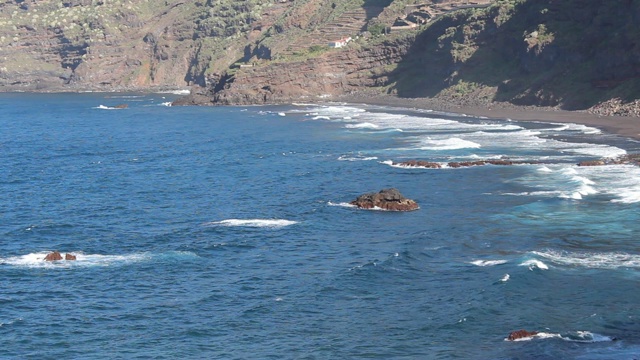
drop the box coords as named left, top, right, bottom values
left=1, top=93, right=640, bottom=359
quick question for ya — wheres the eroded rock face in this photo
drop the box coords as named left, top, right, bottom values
left=43, top=251, right=77, bottom=261
left=393, top=159, right=539, bottom=169
left=393, top=160, right=441, bottom=168
left=44, top=251, right=63, bottom=261
left=577, top=154, right=640, bottom=166
left=350, top=188, right=419, bottom=211
left=507, top=329, right=538, bottom=341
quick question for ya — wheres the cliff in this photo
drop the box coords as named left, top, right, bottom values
left=0, top=0, right=639, bottom=115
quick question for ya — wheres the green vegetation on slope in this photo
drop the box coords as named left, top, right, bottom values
left=390, top=0, right=640, bottom=109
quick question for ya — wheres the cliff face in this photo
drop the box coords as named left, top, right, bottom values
left=389, top=0, right=640, bottom=111
left=199, top=38, right=413, bottom=105
left=1, top=0, right=639, bottom=115
left=0, top=0, right=288, bottom=91
left=179, top=0, right=640, bottom=114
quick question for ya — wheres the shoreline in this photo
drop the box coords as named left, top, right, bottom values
left=337, top=95, right=640, bottom=141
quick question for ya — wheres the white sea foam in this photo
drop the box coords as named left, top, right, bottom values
left=500, top=274, right=510, bottom=282
left=508, top=331, right=614, bottom=343
left=94, top=105, right=124, bottom=110
left=204, top=219, right=298, bottom=228
left=278, top=112, right=286, bottom=117
left=470, top=260, right=508, bottom=267
left=304, top=105, right=520, bottom=132
left=511, top=165, right=640, bottom=203
left=531, top=250, right=640, bottom=270
left=577, top=164, right=640, bottom=204
left=539, top=122, right=602, bottom=135
left=337, top=155, right=378, bottom=161
left=519, top=259, right=549, bottom=270
left=158, top=89, right=191, bottom=95
left=0, top=252, right=154, bottom=268
left=160, top=102, right=172, bottom=107
left=327, top=201, right=357, bottom=208
left=345, top=122, right=379, bottom=129
left=417, top=137, right=481, bottom=150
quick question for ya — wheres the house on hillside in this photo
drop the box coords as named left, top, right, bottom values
left=329, top=37, right=352, bottom=48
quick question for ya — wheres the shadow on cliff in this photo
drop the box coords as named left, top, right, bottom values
left=389, top=0, right=640, bottom=110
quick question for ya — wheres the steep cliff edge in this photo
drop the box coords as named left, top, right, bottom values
left=1, top=0, right=639, bottom=116
left=0, top=0, right=289, bottom=91
left=178, top=0, right=640, bottom=116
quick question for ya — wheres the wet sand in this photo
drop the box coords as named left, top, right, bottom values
left=339, top=95, right=640, bottom=141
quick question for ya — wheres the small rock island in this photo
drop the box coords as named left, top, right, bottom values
left=350, top=188, right=419, bottom=211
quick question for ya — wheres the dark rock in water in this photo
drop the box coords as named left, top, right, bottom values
left=507, top=329, right=538, bottom=341
left=578, top=160, right=606, bottom=166
left=350, top=188, right=419, bottom=211
left=448, top=159, right=539, bottom=168
left=393, top=160, right=441, bottom=168
left=43, top=251, right=77, bottom=261
left=114, top=104, right=128, bottom=109
left=578, top=154, right=640, bottom=167
left=448, top=161, right=487, bottom=168
left=44, top=251, right=63, bottom=261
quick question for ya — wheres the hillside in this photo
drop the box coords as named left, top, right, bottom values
left=0, top=0, right=639, bottom=115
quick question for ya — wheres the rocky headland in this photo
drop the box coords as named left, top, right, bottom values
left=0, top=0, right=639, bottom=121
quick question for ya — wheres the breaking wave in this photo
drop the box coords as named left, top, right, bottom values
left=519, top=259, right=549, bottom=270
left=204, top=219, right=299, bottom=228
left=0, top=251, right=197, bottom=268
left=94, top=105, right=125, bottom=110
left=507, top=331, right=615, bottom=343
left=531, top=250, right=640, bottom=270
left=470, top=260, right=508, bottom=267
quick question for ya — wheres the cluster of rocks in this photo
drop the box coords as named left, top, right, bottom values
left=578, top=154, right=640, bottom=167
left=507, top=329, right=538, bottom=341
left=393, top=159, right=538, bottom=169
left=589, top=98, right=640, bottom=117
left=350, top=188, right=419, bottom=211
left=43, top=251, right=76, bottom=261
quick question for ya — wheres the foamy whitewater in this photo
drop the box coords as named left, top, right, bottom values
left=2, top=94, right=640, bottom=359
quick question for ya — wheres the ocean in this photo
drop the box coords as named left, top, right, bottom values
left=1, top=93, right=640, bottom=359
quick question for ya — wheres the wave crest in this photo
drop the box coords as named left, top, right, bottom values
left=204, top=219, right=298, bottom=228
left=531, top=250, right=640, bottom=270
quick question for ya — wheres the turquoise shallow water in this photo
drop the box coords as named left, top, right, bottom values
left=1, top=93, right=640, bottom=359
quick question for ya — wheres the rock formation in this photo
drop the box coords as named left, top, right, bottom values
left=393, top=159, right=538, bottom=169
left=350, top=188, right=419, bottom=211
left=43, top=251, right=63, bottom=261
left=393, top=160, right=442, bottom=168
left=43, top=251, right=77, bottom=261
left=577, top=154, right=640, bottom=167
left=507, top=329, right=538, bottom=341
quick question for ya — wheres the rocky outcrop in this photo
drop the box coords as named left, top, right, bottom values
left=577, top=154, right=640, bottom=167
left=0, top=0, right=290, bottom=92
left=393, top=160, right=441, bottom=168
left=507, top=329, right=538, bottom=341
left=448, top=159, right=534, bottom=168
left=577, top=160, right=606, bottom=167
left=393, top=159, right=538, bottom=169
left=350, top=188, right=419, bottom=211
left=201, top=37, right=414, bottom=105
left=43, top=251, right=77, bottom=261
left=44, top=251, right=63, bottom=261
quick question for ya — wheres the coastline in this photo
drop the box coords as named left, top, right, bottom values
left=337, top=95, right=640, bottom=141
